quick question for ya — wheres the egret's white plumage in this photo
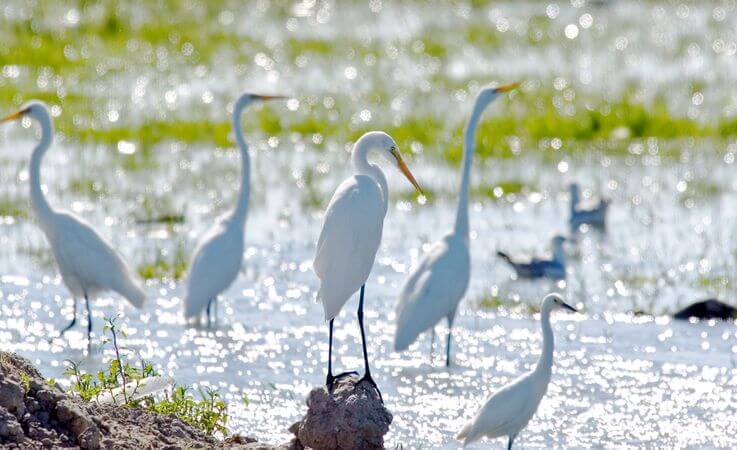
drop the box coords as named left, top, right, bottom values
left=1, top=102, right=145, bottom=347
left=314, top=174, right=384, bottom=321
left=394, top=233, right=469, bottom=351
left=457, top=293, right=578, bottom=449
left=314, top=131, right=420, bottom=321
left=394, top=83, right=517, bottom=365
left=314, top=130, right=422, bottom=390
left=183, top=93, right=282, bottom=322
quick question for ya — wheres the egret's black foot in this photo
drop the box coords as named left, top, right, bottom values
left=358, top=373, right=383, bottom=403
left=326, top=370, right=359, bottom=389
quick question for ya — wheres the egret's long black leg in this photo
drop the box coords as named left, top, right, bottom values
left=357, top=285, right=382, bottom=402
left=446, top=316, right=453, bottom=367
left=326, top=318, right=357, bottom=389
left=57, top=299, right=78, bottom=339
left=84, top=293, right=92, bottom=352
left=326, top=318, right=335, bottom=386
left=507, top=435, right=514, bottom=450
left=206, top=298, right=213, bottom=327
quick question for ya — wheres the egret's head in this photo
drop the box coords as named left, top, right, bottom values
left=474, top=82, right=519, bottom=110
left=1, top=101, right=50, bottom=125
left=233, top=93, right=287, bottom=114
left=542, top=293, right=578, bottom=313
left=372, top=131, right=423, bottom=195
left=552, top=234, right=567, bottom=247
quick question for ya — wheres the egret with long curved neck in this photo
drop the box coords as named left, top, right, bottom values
left=394, top=83, right=517, bottom=366
left=183, top=93, right=284, bottom=324
left=1, top=101, right=145, bottom=350
left=457, top=293, right=578, bottom=449
left=314, top=130, right=422, bottom=400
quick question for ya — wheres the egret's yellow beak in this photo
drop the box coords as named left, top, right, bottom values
left=494, top=82, right=520, bottom=93
left=0, top=109, right=25, bottom=123
left=391, top=148, right=423, bottom=195
left=254, top=95, right=288, bottom=101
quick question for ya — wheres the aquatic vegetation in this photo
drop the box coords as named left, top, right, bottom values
left=0, top=196, right=28, bottom=219
left=137, top=245, right=188, bottom=281
left=2, top=0, right=737, bottom=446
left=63, top=317, right=229, bottom=437
left=68, top=177, right=107, bottom=196
left=472, top=180, right=536, bottom=201
left=477, top=292, right=541, bottom=314
left=678, top=179, right=722, bottom=205
left=147, top=386, right=229, bottom=438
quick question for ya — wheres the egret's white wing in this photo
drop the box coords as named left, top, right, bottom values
left=458, top=376, right=536, bottom=445
left=184, top=220, right=244, bottom=318
left=49, top=212, right=144, bottom=307
left=314, top=175, right=384, bottom=321
left=394, top=234, right=470, bottom=351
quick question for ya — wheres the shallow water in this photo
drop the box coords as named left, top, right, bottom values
left=2, top=0, right=737, bottom=448
left=1, top=144, right=737, bottom=448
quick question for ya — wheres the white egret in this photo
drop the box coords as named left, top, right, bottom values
left=394, top=83, right=518, bottom=366
left=497, top=234, right=567, bottom=280
left=183, top=93, right=284, bottom=324
left=457, top=293, right=578, bottom=449
left=314, top=131, right=422, bottom=398
left=1, top=102, right=145, bottom=349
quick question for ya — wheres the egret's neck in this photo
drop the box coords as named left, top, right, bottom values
left=30, top=114, right=55, bottom=226
left=535, top=307, right=555, bottom=377
left=231, top=105, right=250, bottom=226
left=453, top=99, right=487, bottom=239
left=570, top=188, right=580, bottom=214
left=553, top=241, right=565, bottom=263
left=352, top=140, right=388, bottom=215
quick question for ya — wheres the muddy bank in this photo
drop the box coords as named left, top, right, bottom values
left=0, top=352, right=298, bottom=449
left=0, top=352, right=392, bottom=449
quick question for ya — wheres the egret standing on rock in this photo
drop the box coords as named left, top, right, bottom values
left=1, top=102, right=145, bottom=350
left=457, top=293, right=578, bottom=449
left=183, top=93, right=284, bottom=325
left=314, top=131, right=422, bottom=398
left=393, top=83, right=518, bottom=366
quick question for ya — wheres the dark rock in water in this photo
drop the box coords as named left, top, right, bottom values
left=289, top=376, right=392, bottom=450
left=673, top=299, right=737, bottom=320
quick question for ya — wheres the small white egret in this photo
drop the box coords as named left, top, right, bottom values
left=457, top=293, right=578, bottom=449
left=1, top=102, right=145, bottom=349
left=394, top=83, right=518, bottom=366
left=314, top=131, right=422, bottom=398
left=183, top=93, right=284, bottom=324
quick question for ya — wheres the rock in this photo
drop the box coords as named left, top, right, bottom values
left=0, top=351, right=306, bottom=449
left=289, top=376, right=392, bottom=450
left=0, top=406, right=24, bottom=442
left=0, top=352, right=223, bottom=448
left=222, top=435, right=303, bottom=450
left=0, top=379, right=26, bottom=417
left=673, top=299, right=737, bottom=320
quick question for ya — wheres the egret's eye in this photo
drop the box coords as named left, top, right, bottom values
left=389, top=146, right=399, bottom=160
